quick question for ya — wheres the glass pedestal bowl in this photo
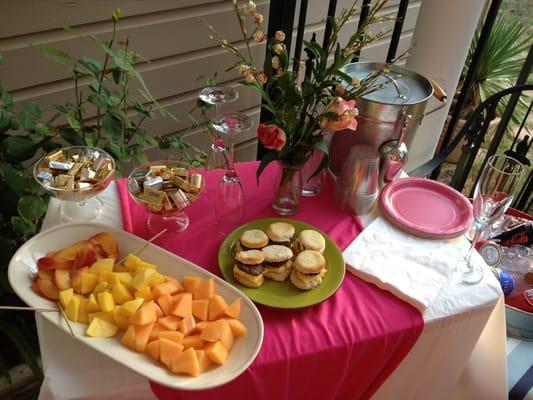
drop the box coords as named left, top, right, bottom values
left=127, top=160, right=205, bottom=234
left=33, top=146, right=115, bottom=222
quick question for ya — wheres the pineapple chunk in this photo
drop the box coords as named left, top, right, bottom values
left=59, top=288, right=74, bottom=309
left=89, top=258, right=115, bottom=275
left=97, top=292, right=115, bottom=312
left=86, top=317, right=119, bottom=337
left=65, top=294, right=81, bottom=322
left=80, top=272, right=98, bottom=294
left=112, top=282, right=134, bottom=304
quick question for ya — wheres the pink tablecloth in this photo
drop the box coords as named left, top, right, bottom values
left=117, top=161, right=423, bottom=400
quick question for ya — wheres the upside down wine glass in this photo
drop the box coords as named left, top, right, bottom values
left=458, top=154, right=524, bottom=284
left=198, top=86, right=239, bottom=182
left=211, top=112, right=253, bottom=234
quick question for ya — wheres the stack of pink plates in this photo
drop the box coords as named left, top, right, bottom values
left=379, top=177, right=473, bottom=240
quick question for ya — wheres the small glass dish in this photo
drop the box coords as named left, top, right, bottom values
left=33, top=146, right=115, bottom=222
left=127, top=160, right=205, bottom=234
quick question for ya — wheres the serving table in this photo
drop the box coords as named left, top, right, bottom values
left=35, top=162, right=507, bottom=400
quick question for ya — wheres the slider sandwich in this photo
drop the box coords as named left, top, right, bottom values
left=293, top=229, right=326, bottom=254
left=233, top=250, right=265, bottom=288
left=261, top=245, right=293, bottom=282
left=234, top=229, right=269, bottom=253
left=290, top=250, right=327, bottom=290
left=266, top=222, right=296, bottom=247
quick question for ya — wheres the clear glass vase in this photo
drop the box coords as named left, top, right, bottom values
left=300, top=149, right=325, bottom=197
left=272, top=162, right=302, bottom=216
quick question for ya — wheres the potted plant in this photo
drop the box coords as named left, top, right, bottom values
left=0, top=9, right=202, bottom=394
left=440, top=13, right=530, bottom=163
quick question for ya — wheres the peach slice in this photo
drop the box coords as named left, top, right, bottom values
left=36, top=278, right=59, bottom=300
left=89, top=233, right=119, bottom=259
left=54, top=269, right=71, bottom=290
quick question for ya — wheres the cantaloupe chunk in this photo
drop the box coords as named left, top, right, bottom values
left=112, top=282, right=134, bottom=304
left=152, top=280, right=183, bottom=299
left=135, top=322, right=155, bottom=352
left=129, top=302, right=157, bottom=325
left=226, top=318, right=247, bottom=337
left=224, top=298, right=241, bottom=319
left=97, top=292, right=115, bottom=312
left=158, top=315, right=181, bottom=331
left=59, top=288, right=74, bottom=309
left=86, top=293, right=101, bottom=313
left=194, top=321, right=210, bottom=334
left=80, top=272, right=98, bottom=294
left=208, top=294, right=228, bottom=321
left=171, top=347, right=200, bottom=377
left=121, top=325, right=136, bottom=351
left=159, top=338, right=184, bottom=369
left=149, top=322, right=167, bottom=342
left=171, top=292, right=186, bottom=304
left=177, top=315, right=196, bottom=336
left=113, top=306, right=131, bottom=330
left=171, top=293, right=192, bottom=318
left=89, top=311, right=114, bottom=324
left=135, top=286, right=152, bottom=300
left=146, top=340, right=160, bottom=362
left=65, top=294, right=81, bottom=322
left=156, top=294, right=175, bottom=316
left=192, top=299, right=209, bottom=322
left=86, top=317, right=118, bottom=337
left=159, top=331, right=184, bottom=344
left=200, top=319, right=225, bottom=342
left=195, top=349, right=212, bottom=372
left=219, top=320, right=234, bottom=351
left=204, top=341, right=228, bottom=365
left=148, top=272, right=166, bottom=288
left=152, top=302, right=164, bottom=319
left=193, top=278, right=215, bottom=300
left=183, top=276, right=201, bottom=293
left=182, top=334, right=206, bottom=350
left=89, top=258, right=115, bottom=275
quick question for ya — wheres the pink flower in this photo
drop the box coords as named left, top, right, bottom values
left=257, top=123, right=286, bottom=150
left=335, top=84, right=346, bottom=95
left=323, top=98, right=358, bottom=131
left=273, top=43, right=285, bottom=55
left=252, top=12, right=263, bottom=25
left=256, top=73, right=268, bottom=85
left=275, top=31, right=286, bottom=42
left=243, top=1, right=256, bottom=14
left=243, top=71, right=256, bottom=83
left=253, top=30, right=265, bottom=42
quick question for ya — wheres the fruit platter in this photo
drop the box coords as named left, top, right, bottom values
left=8, top=223, right=263, bottom=390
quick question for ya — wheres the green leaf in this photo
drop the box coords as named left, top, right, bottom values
left=133, top=146, right=148, bottom=164
left=112, top=68, right=122, bottom=84
left=54, top=104, right=69, bottom=113
left=22, top=101, right=42, bottom=118
left=0, top=136, right=37, bottom=162
left=66, top=112, right=81, bottom=130
left=59, top=127, right=85, bottom=146
left=79, top=56, right=102, bottom=77
left=11, top=216, right=37, bottom=236
left=17, top=196, right=46, bottom=221
left=34, top=123, right=50, bottom=136
left=0, top=320, right=42, bottom=380
left=17, top=111, right=35, bottom=131
left=256, top=151, right=279, bottom=184
left=0, top=86, right=13, bottom=109
left=38, top=43, right=74, bottom=68
left=27, top=179, right=47, bottom=196
left=0, top=109, right=11, bottom=132
left=0, top=52, right=3, bottom=65
left=87, top=94, right=108, bottom=108
left=102, top=113, right=123, bottom=140
left=0, top=163, right=28, bottom=195
left=113, top=54, right=134, bottom=72
left=105, top=141, right=131, bottom=161
left=309, top=153, right=329, bottom=180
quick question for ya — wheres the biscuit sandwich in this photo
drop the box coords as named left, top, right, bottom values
left=293, top=229, right=326, bottom=254
left=290, top=250, right=327, bottom=290
left=233, top=250, right=265, bottom=288
left=266, top=222, right=296, bottom=247
left=261, top=245, right=293, bottom=282
left=234, top=229, right=269, bottom=253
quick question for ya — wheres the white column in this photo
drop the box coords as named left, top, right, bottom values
left=404, top=0, right=486, bottom=171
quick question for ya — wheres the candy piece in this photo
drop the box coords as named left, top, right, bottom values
left=67, top=162, right=84, bottom=176
left=189, top=174, right=203, bottom=193
left=46, top=149, right=64, bottom=162
left=170, top=189, right=189, bottom=209
left=54, top=174, right=75, bottom=189
left=144, top=176, right=164, bottom=190
left=49, top=161, right=74, bottom=171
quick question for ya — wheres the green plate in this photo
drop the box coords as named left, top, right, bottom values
left=218, top=218, right=345, bottom=309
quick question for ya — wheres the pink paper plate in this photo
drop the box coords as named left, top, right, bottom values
left=379, top=177, right=473, bottom=239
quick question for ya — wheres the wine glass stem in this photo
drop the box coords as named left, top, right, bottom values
left=223, top=134, right=237, bottom=177
left=464, top=221, right=484, bottom=269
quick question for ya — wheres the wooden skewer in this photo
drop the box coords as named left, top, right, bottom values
left=118, top=228, right=167, bottom=264
left=0, top=306, right=58, bottom=312
left=56, top=302, right=75, bottom=337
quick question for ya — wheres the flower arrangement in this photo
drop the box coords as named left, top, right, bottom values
left=202, top=0, right=406, bottom=181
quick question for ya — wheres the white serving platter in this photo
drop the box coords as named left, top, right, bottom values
left=8, top=222, right=264, bottom=390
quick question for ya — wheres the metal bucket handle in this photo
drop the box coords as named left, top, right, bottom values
left=424, top=78, right=448, bottom=117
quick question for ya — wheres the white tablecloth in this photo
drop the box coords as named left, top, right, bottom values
left=36, top=182, right=507, bottom=400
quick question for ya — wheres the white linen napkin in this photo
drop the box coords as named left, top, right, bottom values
left=343, top=217, right=469, bottom=312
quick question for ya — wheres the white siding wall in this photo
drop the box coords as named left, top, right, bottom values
left=0, top=0, right=420, bottom=166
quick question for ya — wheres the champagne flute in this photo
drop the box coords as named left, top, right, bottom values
left=211, top=112, right=252, bottom=234
left=459, top=154, right=524, bottom=284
